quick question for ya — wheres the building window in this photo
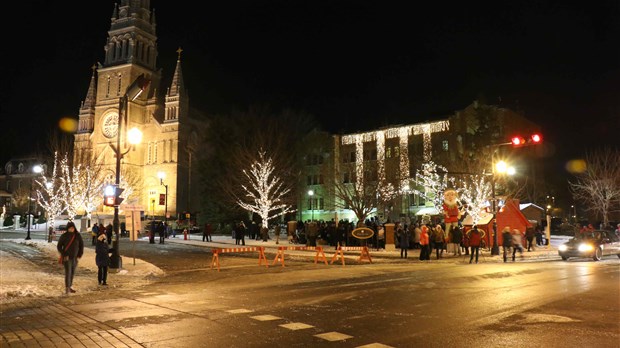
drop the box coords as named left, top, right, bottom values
left=5, top=163, right=12, bottom=174
left=318, top=174, right=323, bottom=184
left=308, top=199, right=313, bottom=210
left=442, top=140, right=449, bottom=151
left=147, top=142, right=152, bottom=164
left=117, top=74, right=122, bottom=96
left=154, top=142, right=158, bottom=163
left=343, top=172, right=350, bottom=184
left=386, top=147, right=391, bottom=158
left=307, top=175, right=312, bottom=185
left=18, top=180, right=22, bottom=189
left=18, top=163, right=24, bottom=173
left=318, top=198, right=324, bottom=210
left=6, top=180, right=10, bottom=191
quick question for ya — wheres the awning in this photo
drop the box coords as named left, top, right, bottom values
left=415, top=207, right=440, bottom=216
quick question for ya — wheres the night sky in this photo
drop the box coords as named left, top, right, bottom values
left=1, top=1, right=619, bottom=171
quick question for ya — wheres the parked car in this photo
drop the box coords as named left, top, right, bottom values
left=558, top=230, right=620, bottom=261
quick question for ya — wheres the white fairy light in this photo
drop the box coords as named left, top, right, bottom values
left=236, top=150, right=295, bottom=225
left=459, top=175, right=492, bottom=225
left=35, top=152, right=65, bottom=229
left=399, top=127, right=410, bottom=191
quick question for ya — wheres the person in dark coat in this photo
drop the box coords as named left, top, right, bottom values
left=467, top=225, right=484, bottom=264
left=525, top=227, right=536, bottom=251
left=57, top=221, right=84, bottom=294
left=157, top=221, right=165, bottom=244
left=91, top=223, right=99, bottom=246
left=95, top=232, right=110, bottom=285
left=105, top=223, right=113, bottom=245
left=397, top=225, right=410, bottom=258
left=451, top=226, right=463, bottom=256
left=502, top=226, right=512, bottom=263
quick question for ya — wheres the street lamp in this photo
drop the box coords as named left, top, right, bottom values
left=26, top=164, right=43, bottom=240
left=308, top=190, right=314, bottom=221
left=490, top=159, right=515, bottom=256
left=157, top=172, right=168, bottom=226
left=109, top=74, right=149, bottom=269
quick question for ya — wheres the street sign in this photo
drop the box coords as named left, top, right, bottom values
left=352, top=227, right=375, bottom=240
left=120, top=204, right=144, bottom=211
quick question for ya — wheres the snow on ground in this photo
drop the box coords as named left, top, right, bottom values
left=0, top=238, right=164, bottom=304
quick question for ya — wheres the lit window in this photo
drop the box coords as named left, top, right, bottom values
left=442, top=140, right=449, bottom=151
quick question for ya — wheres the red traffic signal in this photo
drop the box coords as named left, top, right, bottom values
left=511, top=133, right=543, bottom=147
left=511, top=136, right=526, bottom=146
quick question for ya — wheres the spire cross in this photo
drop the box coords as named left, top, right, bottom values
left=176, top=47, right=183, bottom=61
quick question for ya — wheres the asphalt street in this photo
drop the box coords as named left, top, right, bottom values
left=1, top=230, right=619, bottom=347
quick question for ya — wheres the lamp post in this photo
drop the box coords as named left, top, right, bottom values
left=26, top=164, right=43, bottom=240
left=158, top=172, right=168, bottom=226
left=490, top=159, right=515, bottom=256
left=109, top=74, right=149, bottom=269
left=308, top=190, right=314, bottom=221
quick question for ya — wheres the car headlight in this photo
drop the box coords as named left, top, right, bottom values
left=578, top=244, right=594, bottom=252
left=558, top=245, right=568, bottom=252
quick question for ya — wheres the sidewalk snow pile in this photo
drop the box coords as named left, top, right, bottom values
left=0, top=239, right=164, bottom=304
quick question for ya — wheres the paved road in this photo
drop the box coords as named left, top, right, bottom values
left=1, top=231, right=618, bottom=347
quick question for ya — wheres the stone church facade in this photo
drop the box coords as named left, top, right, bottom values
left=73, top=0, right=206, bottom=221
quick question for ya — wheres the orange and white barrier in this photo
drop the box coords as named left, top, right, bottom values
left=272, top=246, right=328, bottom=267
left=210, top=246, right=268, bottom=272
left=330, top=244, right=372, bottom=266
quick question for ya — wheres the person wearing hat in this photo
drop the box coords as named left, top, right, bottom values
left=56, top=221, right=84, bottom=294
left=95, top=231, right=110, bottom=285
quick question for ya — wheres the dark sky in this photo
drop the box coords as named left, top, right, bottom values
left=1, top=1, right=619, bottom=169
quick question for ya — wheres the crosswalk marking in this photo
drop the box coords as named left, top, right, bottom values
left=226, top=309, right=253, bottom=314
left=250, top=315, right=282, bottom=321
left=314, top=332, right=353, bottom=341
left=356, top=343, right=395, bottom=348
left=279, top=322, right=314, bottom=330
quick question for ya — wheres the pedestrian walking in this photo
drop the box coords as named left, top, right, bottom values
left=105, top=223, right=113, bottom=245
left=432, top=224, right=445, bottom=259
left=451, top=225, right=463, bottom=256
left=398, top=225, right=410, bottom=258
left=467, top=225, right=484, bottom=264
left=419, top=224, right=431, bottom=261
left=95, top=231, right=110, bottom=285
left=203, top=223, right=212, bottom=242
left=91, top=223, right=99, bottom=246
left=274, top=223, right=281, bottom=244
left=157, top=221, right=165, bottom=244
left=525, top=227, right=535, bottom=251
left=56, top=221, right=84, bottom=295
left=511, top=228, right=524, bottom=261
left=501, top=226, right=512, bottom=263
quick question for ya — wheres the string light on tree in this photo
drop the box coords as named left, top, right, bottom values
left=235, top=150, right=295, bottom=226
left=459, top=175, right=492, bottom=225
left=34, top=152, right=65, bottom=230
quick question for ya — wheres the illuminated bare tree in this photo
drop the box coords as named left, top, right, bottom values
left=35, top=152, right=65, bottom=229
left=234, top=150, right=295, bottom=225
left=411, top=161, right=456, bottom=212
left=459, top=174, right=492, bottom=225
left=569, top=147, right=620, bottom=227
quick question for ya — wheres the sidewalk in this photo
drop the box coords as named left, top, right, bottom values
left=162, top=233, right=565, bottom=264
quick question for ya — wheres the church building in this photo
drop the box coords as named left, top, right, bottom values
left=73, top=0, right=206, bottom=222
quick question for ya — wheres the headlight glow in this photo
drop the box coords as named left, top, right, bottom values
left=578, top=244, right=594, bottom=252
left=558, top=245, right=568, bottom=252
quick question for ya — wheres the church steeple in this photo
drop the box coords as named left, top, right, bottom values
left=164, top=48, right=189, bottom=123
left=77, top=65, right=97, bottom=133
left=103, top=0, right=157, bottom=70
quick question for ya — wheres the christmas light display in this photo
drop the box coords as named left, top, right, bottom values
left=35, top=152, right=65, bottom=229
left=236, top=150, right=295, bottom=225
left=411, top=161, right=455, bottom=211
left=459, top=174, right=492, bottom=225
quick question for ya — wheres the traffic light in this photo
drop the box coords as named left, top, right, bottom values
left=103, top=185, right=115, bottom=207
left=103, top=185, right=124, bottom=207
left=511, top=133, right=542, bottom=147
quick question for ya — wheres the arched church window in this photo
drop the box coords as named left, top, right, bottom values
left=5, top=163, right=12, bottom=175
left=117, top=73, right=122, bottom=96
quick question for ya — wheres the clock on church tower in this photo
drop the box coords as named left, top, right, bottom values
left=102, top=113, right=119, bottom=138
